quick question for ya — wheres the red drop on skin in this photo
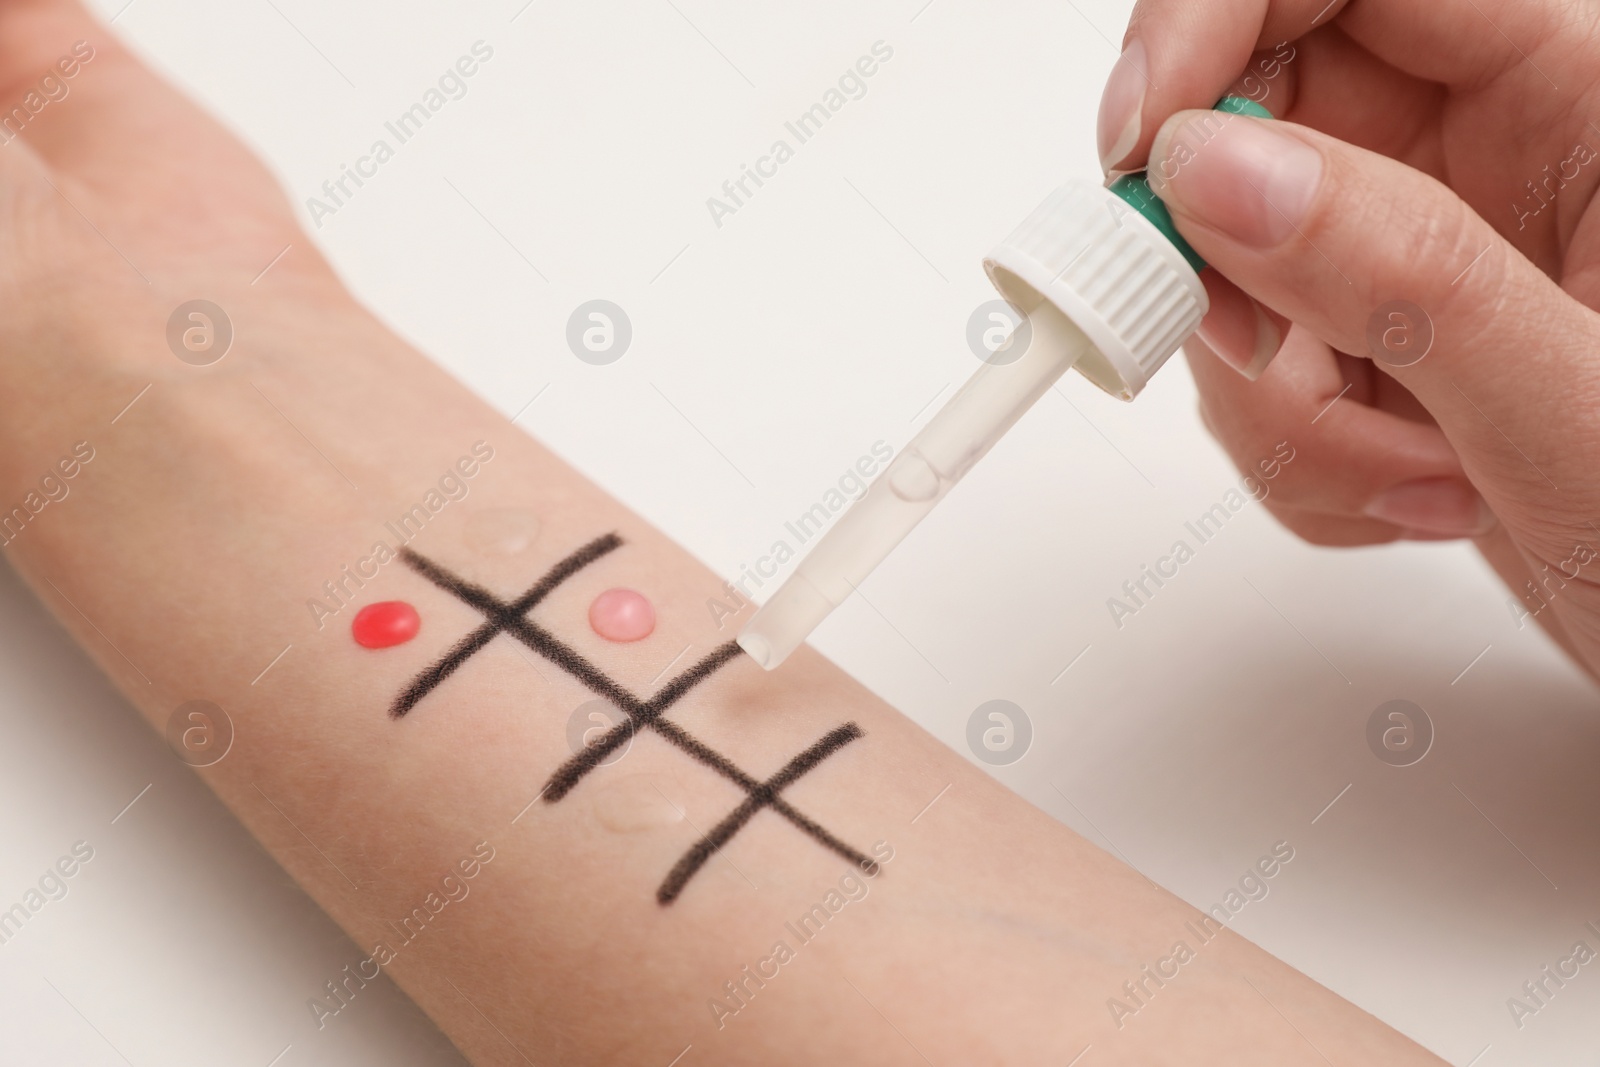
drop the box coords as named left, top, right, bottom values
left=352, top=601, right=422, bottom=649
left=589, top=588, right=655, bottom=643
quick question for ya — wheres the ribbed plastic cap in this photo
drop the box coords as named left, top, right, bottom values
left=983, top=178, right=1207, bottom=401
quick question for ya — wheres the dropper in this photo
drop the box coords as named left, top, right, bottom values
left=739, top=97, right=1270, bottom=670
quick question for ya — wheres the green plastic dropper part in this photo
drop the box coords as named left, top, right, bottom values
left=1107, top=94, right=1273, bottom=273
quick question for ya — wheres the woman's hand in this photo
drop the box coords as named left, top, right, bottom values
left=1098, top=0, right=1600, bottom=673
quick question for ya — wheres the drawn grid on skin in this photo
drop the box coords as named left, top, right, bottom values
left=394, top=535, right=877, bottom=903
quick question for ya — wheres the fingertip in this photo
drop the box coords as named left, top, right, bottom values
left=1097, top=39, right=1149, bottom=173
left=1265, top=502, right=1411, bottom=548
left=1145, top=108, right=1212, bottom=192
left=1150, top=111, right=1325, bottom=249
left=1396, top=529, right=1473, bottom=542
left=1194, top=270, right=1285, bottom=380
left=1363, top=477, right=1498, bottom=539
left=1106, top=0, right=1280, bottom=172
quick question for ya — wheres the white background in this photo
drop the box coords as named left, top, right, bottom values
left=1, top=1, right=1597, bottom=1064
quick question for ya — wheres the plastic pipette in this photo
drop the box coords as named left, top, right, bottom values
left=738, top=98, right=1270, bottom=670
left=737, top=300, right=1093, bottom=670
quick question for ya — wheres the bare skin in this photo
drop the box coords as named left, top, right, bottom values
left=0, top=0, right=1447, bottom=1063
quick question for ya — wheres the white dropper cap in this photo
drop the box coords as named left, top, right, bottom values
left=737, top=178, right=1208, bottom=670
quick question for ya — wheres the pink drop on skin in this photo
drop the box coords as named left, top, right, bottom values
left=589, top=588, right=655, bottom=643
left=352, top=601, right=422, bottom=649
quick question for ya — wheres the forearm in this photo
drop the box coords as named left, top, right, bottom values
left=0, top=287, right=1441, bottom=1065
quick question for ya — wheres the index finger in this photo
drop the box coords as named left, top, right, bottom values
left=1099, top=0, right=1569, bottom=172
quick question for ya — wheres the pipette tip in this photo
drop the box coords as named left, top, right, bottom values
left=735, top=629, right=775, bottom=670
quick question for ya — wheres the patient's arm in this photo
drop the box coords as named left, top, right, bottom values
left=0, top=2, right=1443, bottom=1063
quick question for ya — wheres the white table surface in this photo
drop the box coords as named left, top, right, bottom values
left=2, top=1, right=1596, bottom=1064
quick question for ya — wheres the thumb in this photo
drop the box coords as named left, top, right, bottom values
left=1149, top=109, right=1600, bottom=560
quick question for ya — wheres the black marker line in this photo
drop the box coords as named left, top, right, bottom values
left=481, top=616, right=761, bottom=805
left=765, top=797, right=879, bottom=876
left=541, top=640, right=745, bottom=799
left=392, top=541, right=877, bottom=903
left=505, top=532, right=623, bottom=612
left=656, top=723, right=871, bottom=904
left=608, top=708, right=757, bottom=793
left=399, top=542, right=742, bottom=789
left=399, top=547, right=746, bottom=796
left=391, top=617, right=502, bottom=719
left=393, top=534, right=622, bottom=717
left=648, top=640, right=748, bottom=708
left=498, top=616, right=647, bottom=719
left=499, top=619, right=866, bottom=863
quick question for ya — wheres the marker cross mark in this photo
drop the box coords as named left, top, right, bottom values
left=394, top=535, right=876, bottom=903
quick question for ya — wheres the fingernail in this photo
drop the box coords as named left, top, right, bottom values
left=1364, top=479, right=1497, bottom=537
left=1151, top=112, right=1323, bottom=247
left=1196, top=274, right=1282, bottom=380
left=1098, top=39, right=1147, bottom=173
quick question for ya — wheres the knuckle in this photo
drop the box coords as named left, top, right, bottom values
left=1322, top=163, right=1509, bottom=344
